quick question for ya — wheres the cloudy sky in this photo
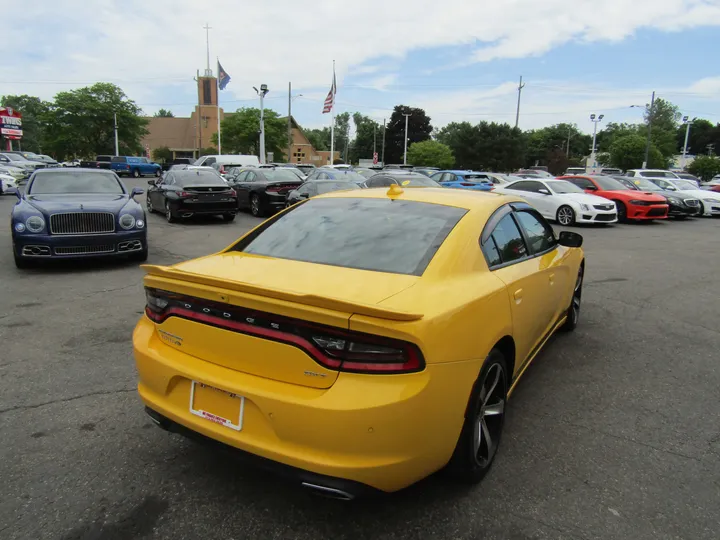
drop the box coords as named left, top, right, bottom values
left=3, top=0, right=720, bottom=134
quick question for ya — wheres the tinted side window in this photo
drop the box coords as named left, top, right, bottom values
left=111, top=157, right=126, bottom=163
left=506, top=181, right=540, bottom=192
left=490, top=214, right=528, bottom=264
left=566, top=177, right=594, bottom=189
left=245, top=172, right=256, bottom=182
left=204, top=157, right=216, bottom=166
left=482, top=237, right=502, bottom=267
left=514, top=211, right=556, bottom=255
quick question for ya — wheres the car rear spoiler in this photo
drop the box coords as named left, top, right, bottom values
left=141, top=265, right=423, bottom=322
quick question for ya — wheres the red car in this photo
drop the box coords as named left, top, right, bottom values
left=558, top=175, right=668, bottom=222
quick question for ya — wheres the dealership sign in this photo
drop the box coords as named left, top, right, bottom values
left=0, top=107, right=23, bottom=140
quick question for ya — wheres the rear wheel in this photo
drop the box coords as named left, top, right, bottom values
left=250, top=194, right=264, bottom=217
left=132, top=169, right=141, bottom=178
left=165, top=201, right=176, bottom=223
left=561, top=263, right=583, bottom=332
left=146, top=196, right=154, bottom=213
left=556, top=205, right=576, bottom=226
left=154, top=169, right=161, bottom=177
left=447, top=349, right=508, bottom=484
left=614, top=201, right=627, bottom=223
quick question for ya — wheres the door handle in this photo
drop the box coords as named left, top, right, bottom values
left=513, top=289, right=523, bottom=304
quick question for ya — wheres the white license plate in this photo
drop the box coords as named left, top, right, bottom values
left=189, top=381, right=245, bottom=431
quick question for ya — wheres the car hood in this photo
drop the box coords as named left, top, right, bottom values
left=25, top=193, right=132, bottom=214
left=675, top=189, right=720, bottom=201
left=560, top=193, right=615, bottom=205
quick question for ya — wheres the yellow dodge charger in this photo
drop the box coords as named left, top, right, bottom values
left=134, top=185, right=584, bottom=499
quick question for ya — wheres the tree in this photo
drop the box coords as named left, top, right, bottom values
left=349, top=113, right=380, bottom=163
left=608, top=134, right=666, bottom=171
left=687, top=155, right=720, bottom=181
left=198, top=146, right=217, bottom=156
left=436, top=121, right=526, bottom=172
left=305, top=128, right=328, bottom=151
left=334, top=112, right=351, bottom=162
left=407, top=140, right=454, bottom=169
left=646, top=97, right=680, bottom=158
left=0, top=94, right=51, bottom=153
left=596, top=122, right=639, bottom=153
left=384, top=105, right=432, bottom=164
left=524, top=123, right=591, bottom=172
left=154, top=109, right=174, bottom=118
left=42, top=83, right=148, bottom=160
left=214, top=107, right=286, bottom=157
left=152, top=146, right=173, bottom=163
left=676, top=119, right=720, bottom=159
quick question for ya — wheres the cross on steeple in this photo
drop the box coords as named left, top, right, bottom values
left=203, top=23, right=213, bottom=77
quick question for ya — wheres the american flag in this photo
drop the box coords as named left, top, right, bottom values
left=322, top=70, right=336, bottom=114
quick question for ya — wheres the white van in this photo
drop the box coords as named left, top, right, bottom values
left=194, top=154, right=260, bottom=168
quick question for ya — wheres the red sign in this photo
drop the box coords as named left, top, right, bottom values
left=373, top=152, right=378, bottom=165
left=0, top=107, right=23, bottom=140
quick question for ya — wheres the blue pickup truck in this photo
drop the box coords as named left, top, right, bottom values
left=111, top=156, right=162, bottom=178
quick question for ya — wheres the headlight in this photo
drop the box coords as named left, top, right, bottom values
left=25, top=216, right=45, bottom=233
left=629, top=200, right=652, bottom=206
left=666, top=197, right=680, bottom=205
left=119, top=213, right=136, bottom=230
left=136, top=219, right=145, bottom=229
left=580, top=204, right=590, bottom=211
left=14, top=222, right=26, bottom=232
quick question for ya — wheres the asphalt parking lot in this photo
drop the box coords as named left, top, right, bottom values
left=1, top=177, right=719, bottom=540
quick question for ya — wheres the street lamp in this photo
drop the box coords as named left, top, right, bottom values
left=681, top=115, right=693, bottom=170
left=589, top=113, right=604, bottom=172
left=402, top=112, right=412, bottom=165
left=254, top=84, right=269, bottom=163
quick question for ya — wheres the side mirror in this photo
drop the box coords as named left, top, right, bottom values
left=147, top=180, right=156, bottom=186
left=131, top=187, right=145, bottom=197
left=538, top=188, right=550, bottom=195
left=558, top=231, right=583, bottom=248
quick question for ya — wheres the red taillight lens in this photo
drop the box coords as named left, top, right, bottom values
left=144, top=288, right=424, bottom=374
left=266, top=186, right=283, bottom=193
left=126, top=165, right=130, bottom=169
left=179, top=191, right=191, bottom=197
left=219, top=165, right=225, bottom=173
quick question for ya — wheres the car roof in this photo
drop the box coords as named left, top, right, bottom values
left=316, top=185, right=522, bottom=212
left=33, top=167, right=116, bottom=175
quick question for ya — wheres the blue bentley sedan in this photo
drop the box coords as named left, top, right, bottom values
left=10, top=169, right=148, bottom=268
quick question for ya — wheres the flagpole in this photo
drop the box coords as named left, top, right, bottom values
left=330, top=60, right=335, bottom=165
left=216, top=58, right=222, bottom=154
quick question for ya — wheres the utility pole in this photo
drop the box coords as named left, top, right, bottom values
left=195, top=69, right=201, bottom=157
left=287, top=82, right=292, bottom=163
left=681, top=116, right=693, bottom=169
left=642, top=91, right=655, bottom=168
left=373, top=123, right=376, bottom=155
left=113, top=112, right=119, bottom=156
left=515, top=75, right=525, bottom=129
left=403, top=112, right=411, bottom=165
left=381, top=118, right=386, bottom=167
left=566, top=128, right=572, bottom=158
left=254, top=84, right=269, bottom=163
left=589, top=114, right=604, bottom=173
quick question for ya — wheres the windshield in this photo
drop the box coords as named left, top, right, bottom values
left=592, top=176, right=628, bottom=190
left=639, top=170, right=676, bottom=178
left=546, top=180, right=584, bottom=194
left=29, top=172, right=125, bottom=194
left=396, top=176, right=441, bottom=187
left=235, top=198, right=467, bottom=276
left=355, top=169, right=376, bottom=179
left=626, top=178, right=662, bottom=191
left=673, top=179, right=697, bottom=190
left=315, top=181, right=361, bottom=194
left=3, top=153, right=28, bottom=162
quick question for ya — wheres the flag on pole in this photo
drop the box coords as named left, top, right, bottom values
left=218, top=61, right=231, bottom=90
left=322, top=70, right=336, bottom=114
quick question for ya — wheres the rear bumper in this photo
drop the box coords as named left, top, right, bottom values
left=172, top=200, right=237, bottom=215
left=12, top=229, right=146, bottom=259
left=133, top=316, right=481, bottom=492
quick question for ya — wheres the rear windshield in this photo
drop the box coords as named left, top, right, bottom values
left=315, top=181, right=361, bottom=194
left=234, top=198, right=467, bottom=275
left=29, top=172, right=125, bottom=194
left=329, top=171, right=368, bottom=183
left=395, top=176, right=440, bottom=187
left=176, top=172, right=226, bottom=185
left=262, top=170, right=302, bottom=182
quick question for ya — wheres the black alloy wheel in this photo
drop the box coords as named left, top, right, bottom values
left=250, top=194, right=263, bottom=217
left=165, top=201, right=176, bottom=223
left=146, top=196, right=154, bottom=213
left=615, top=201, right=627, bottom=222
left=697, top=202, right=705, bottom=217
left=561, top=263, right=583, bottom=332
left=447, top=349, right=508, bottom=483
left=556, top=205, right=576, bottom=226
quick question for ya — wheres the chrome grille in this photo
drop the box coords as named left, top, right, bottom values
left=684, top=199, right=699, bottom=207
left=50, top=212, right=115, bottom=235
left=55, top=245, right=115, bottom=255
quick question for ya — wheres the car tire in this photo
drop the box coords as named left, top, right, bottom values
left=133, top=169, right=141, bottom=178
left=556, top=205, right=576, bottom=226
left=561, top=262, right=584, bottom=332
left=222, top=213, right=236, bottom=222
left=165, top=201, right=176, bottom=223
left=447, top=348, right=508, bottom=484
left=154, top=169, right=161, bottom=178
left=614, top=201, right=627, bottom=223
left=146, top=196, right=154, bottom=214
left=250, top=194, right=264, bottom=217
left=697, top=202, right=705, bottom=217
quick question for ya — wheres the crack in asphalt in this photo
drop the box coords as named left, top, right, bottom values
left=0, top=388, right=135, bottom=415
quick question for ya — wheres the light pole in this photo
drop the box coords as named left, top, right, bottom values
left=589, top=113, right=604, bottom=172
left=113, top=112, right=119, bottom=157
left=254, top=84, right=269, bottom=163
left=681, top=115, right=693, bottom=170
left=286, top=84, right=303, bottom=163
left=402, top=112, right=411, bottom=165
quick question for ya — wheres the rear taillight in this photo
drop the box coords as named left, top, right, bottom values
left=125, top=165, right=130, bottom=169
left=144, top=288, right=424, bottom=374
left=266, top=186, right=283, bottom=193
left=219, top=165, right=225, bottom=174
left=179, top=191, right=191, bottom=197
